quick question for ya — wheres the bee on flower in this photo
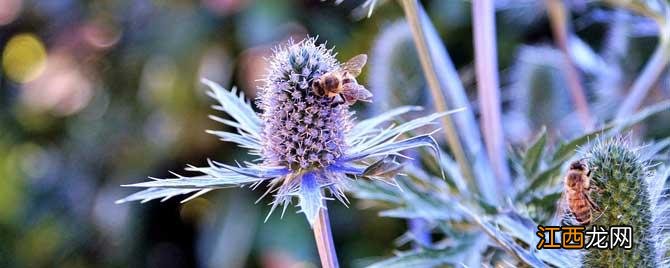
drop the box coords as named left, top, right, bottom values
left=117, top=37, right=458, bottom=226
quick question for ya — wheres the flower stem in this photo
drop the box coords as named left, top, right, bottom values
left=545, top=0, right=595, bottom=130
left=399, top=0, right=476, bottom=191
left=313, top=204, right=339, bottom=268
left=471, top=0, right=512, bottom=189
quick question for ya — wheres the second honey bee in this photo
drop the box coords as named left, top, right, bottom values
left=560, top=160, right=599, bottom=225
left=311, top=54, right=373, bottom=105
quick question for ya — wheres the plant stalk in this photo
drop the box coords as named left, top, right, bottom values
left=545, top=0, right=595, bottom=130
left=400, top=0, right=476, bottom=191
left=608, top=0, right=670, bottom=119
left=471, top=0, right=512, bottom=189
left=313, top=205, right=339, bottom=268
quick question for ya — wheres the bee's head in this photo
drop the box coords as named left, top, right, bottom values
left=566, top=176, right=579, bottom=187
left=569, top=160, right=587, bottom=171
left=324, top=76, right=339, bottom=89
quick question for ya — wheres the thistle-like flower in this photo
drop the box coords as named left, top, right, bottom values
left=117, top=37, right=454, bottom=225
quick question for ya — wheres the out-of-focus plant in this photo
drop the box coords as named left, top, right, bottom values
left=471, top=0, right=512, bottom=191
left=368, top=20, right=425, bottom=116
left=546, top=0, right=595, bottom=130
left=605, top=0, right=670, bottom=119
left=117, top=37, right=452, bottom=268
left=506, top=45, right=578, bottom=138
left=350, top=0, right=670, bottom=266
left=353, top=101, right=670, bottom=267
left=506, top=0, right=670, bottom=136
left=399, top=0, right=501, bottom=204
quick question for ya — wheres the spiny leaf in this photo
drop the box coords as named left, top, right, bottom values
left=348, top=106, right=422, bottom=140
left=523, top=127, right=547, bottom=177
left=350, top=109, right=463, bottom=154
left=297, top=172, right=323, bottom=226
left=121, top=176, right=259, bottom=189
left=351, top=180, right=403, bottom=204
left=116, top=188, right=205, bottom=204
left=345, top=134, right=440, bottom=162
left=202, top=80, right=262, bottom=138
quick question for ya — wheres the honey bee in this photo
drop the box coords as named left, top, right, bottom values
left=559, top=160, right=600, bottom=225
left=311, top=54, right=373, bottom=105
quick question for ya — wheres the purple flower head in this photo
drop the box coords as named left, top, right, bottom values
left=258, top=38, right=350, bottom=170
left=118, top=37, right=457, bottom=225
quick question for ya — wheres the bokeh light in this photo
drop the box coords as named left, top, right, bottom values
left=81, top=19, right=122, bottom=49
left=20, top=52, right=93, bottom=116
left=2, top=33, right=47, bottom=83
left=0, top=0, right=22, bottom=25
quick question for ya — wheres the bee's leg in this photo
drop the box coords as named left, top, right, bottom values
left=330, top=94, right=345, bottom=107
left=584, top=177, right=591, bottom=190
left=585, top=193, right=600, bottom=211
left=340, top=93, right=354, bottom=105
left=337, top=94, right=346, bottom=105
left=589, top=184, right=604, bottom=195
left=591, top=205, right=608, bottom=223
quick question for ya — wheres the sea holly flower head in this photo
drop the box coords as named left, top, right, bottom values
left=258, top=38, right=347, bottom=170
left=117, top=37, right=457, bottom=225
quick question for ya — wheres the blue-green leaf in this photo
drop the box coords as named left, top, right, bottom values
left=349, top=106, right=422, bottom=141
left=116, top=187, right=211, bottom=204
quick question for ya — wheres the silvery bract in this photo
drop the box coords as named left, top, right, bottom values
left=117, top=37, right=455, bottom=225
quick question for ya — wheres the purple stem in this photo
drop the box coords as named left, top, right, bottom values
left=471, top=0, right=511, bottom=190
left=546, top=0, right=595, bottom=130
left=313, top=203, right=339, bottom=268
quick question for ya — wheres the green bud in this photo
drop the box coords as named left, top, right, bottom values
left=583, top=137, right=656, bottom=267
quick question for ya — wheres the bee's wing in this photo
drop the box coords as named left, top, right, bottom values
left=552, top=192, right=574, bottom=226
left=342, top=83, right=372, bottom=103
left=341, top=54, right=367, bottom=77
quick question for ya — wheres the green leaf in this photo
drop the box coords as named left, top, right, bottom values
left=526, top=161, right=563, bottom=192
left=552, top=128, right=606, bottom=163
left=523, top=127, right=547, bottom=177
left=553, top=99, right=670, bottom=162
left=527, top=191, right=562, bottom=212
